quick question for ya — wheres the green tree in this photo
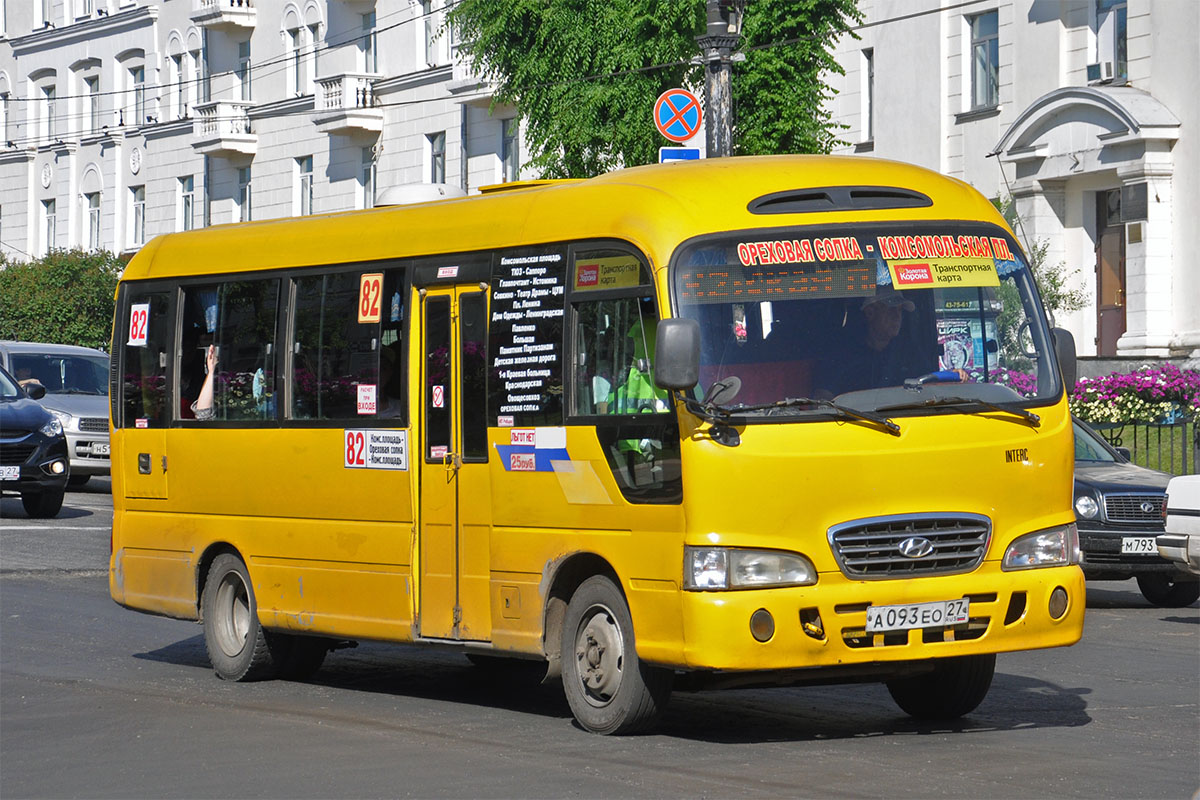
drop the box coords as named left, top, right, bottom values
left=0, top=249, right=123, bottom=351
left=448, top=0, right=861, bottom=178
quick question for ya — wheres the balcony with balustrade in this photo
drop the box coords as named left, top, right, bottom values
left=191, top=101, right=256, bottom=156
left=313, top=73, right=383, bottom=135
left=191, top=0, right=255, bottom=31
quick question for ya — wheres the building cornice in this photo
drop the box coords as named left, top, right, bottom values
left=9, top=6, right=158, bottom=55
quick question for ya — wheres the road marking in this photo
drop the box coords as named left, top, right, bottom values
left=1, top=526, right=111, bottom=530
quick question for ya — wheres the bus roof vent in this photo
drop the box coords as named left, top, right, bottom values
left=748, top=186, right=933, bottom=215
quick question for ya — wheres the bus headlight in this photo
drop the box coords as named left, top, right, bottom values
left=1002, top=524, right=1079, bottom=570
left=1074, top=493, right=1099, bottom=519
left=685, top=546, right=817, bottom=590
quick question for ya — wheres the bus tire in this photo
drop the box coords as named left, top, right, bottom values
left=561, top=575, right=671, bottom=734
left=1136, top=574, right=1200, bottom=608
left=202, top=553, right=276, bottom=682
left=886, top=653, right=995, bottom=720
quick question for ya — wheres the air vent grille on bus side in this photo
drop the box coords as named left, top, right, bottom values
left=747, top=186, right=933, bottom=215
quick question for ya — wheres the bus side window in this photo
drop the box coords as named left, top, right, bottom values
left=120, top=289, right=172, bottom=428
left=180, top=280, right=279, bottom=422
left=571, top=292, right=680, bottom=503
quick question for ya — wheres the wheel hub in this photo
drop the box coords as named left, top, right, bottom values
left=575, top=606, right=624, bottom=706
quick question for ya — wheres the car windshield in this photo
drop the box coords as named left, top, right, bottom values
left=1074, top=420, right=1117, bottom=463
left=671, top=221, right=1061, bottom=420
left=9, top=353, right=108, bottom=395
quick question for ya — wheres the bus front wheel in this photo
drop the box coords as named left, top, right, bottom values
left=202, top=553, right=276, bottom=682
left=560, top=576, right=671, bottom=734
left=886, top=653, right=995, bottom=720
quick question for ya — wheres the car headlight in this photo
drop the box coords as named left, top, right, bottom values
left=50, top=409, right=73, bottom=431
left=39, top=417, right=64, bottom=437
left=1074, top=493, right=1100, bottom=519
left=685, top=546, right=817, bottom=590
left=1003, top=524, right=1079, bottom=570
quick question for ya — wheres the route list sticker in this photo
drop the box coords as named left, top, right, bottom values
left=344, top=429, right=408, bottom=471
left=488, top=250, right=566, bottom=425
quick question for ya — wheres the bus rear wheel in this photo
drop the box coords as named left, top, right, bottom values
left=560, top=576, right=671, bottom=734
left=886, top=653, right=995, bottom=720
left=202, top=553, right=276, bottom=681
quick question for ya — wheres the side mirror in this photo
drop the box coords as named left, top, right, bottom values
left=1114, top=446, right=1132, bottom=461
left=25, top=383, right=47, bottom=400
left=1052, top=327, right=1077, bottom=391
left=654, top=318, right=700, bottom=390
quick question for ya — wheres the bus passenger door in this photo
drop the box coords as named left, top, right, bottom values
left=417, top=286, right=492, bottom=642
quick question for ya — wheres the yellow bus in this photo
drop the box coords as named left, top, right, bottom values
left=109, top=155, right=1084, bottom=734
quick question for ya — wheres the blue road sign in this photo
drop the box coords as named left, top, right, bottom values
left=654, top=89, right=703, bottom=143
left=659, top=147, right=702, bottom=163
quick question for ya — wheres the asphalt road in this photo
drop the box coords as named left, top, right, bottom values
left=1, top=481, right=1198, bottom=799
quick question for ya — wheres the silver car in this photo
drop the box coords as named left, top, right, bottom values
left=0, top=341, right=110, bottom=487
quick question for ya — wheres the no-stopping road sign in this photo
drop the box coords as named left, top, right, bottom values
left=654, top=88, right=703, bottom=143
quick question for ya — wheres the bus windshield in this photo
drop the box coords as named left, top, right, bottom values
left=671, top=222, right=1061, bottom=418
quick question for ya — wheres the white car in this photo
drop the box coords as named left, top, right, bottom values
left=1159, top=474, right=1200, bottom=577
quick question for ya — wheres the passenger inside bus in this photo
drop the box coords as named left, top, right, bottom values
left=191, top=344, right=218, bottom=421
left=608, top=318, right=669, bottom=415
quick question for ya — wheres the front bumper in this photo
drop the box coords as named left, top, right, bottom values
left=1078, top=527, right=1188, bottom=577
left=671, top=564, right=1085, bottom=673
left=65, top=430, right=111, bottom=476
left=0, top=434, right=69, bottom=495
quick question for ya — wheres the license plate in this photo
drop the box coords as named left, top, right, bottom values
left=91, top=443, right=110, bottom=456
left=866, top=599, right=970, bottom=633
left=0, top=465, right=18, bottom=481
left=1121, top=537, right=1157, bottom=554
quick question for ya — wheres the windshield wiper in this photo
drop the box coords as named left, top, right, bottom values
left=877, top=396, right=1041, bottom=427
left=724, top=396, right=901, bottom=436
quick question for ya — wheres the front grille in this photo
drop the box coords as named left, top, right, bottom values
left=79, top=418, right=109, bottom=433
left=1105, top=493, right=1165, bottom=524
left=829, top=513, right=991, bottom=579
left=0, top=443, right=37, bottom=465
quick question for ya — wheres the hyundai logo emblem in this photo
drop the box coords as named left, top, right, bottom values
left=897, top=536, right=934, bottom=558
left=1140, top=501, right=1156, bottom=514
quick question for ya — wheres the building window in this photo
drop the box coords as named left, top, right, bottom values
left=40, top=0, right=52, bottom=26
left=42, top=199, right=56, bottom=255
left=1, top=93, right=9, bottom=143
left=289, top=27, right=304, bottom=95
left=501, top=118, right=520, bottom=183
left=191, top=47, right=208, bottom=105
left=308, top=24, right=321, bottom=84
left=362, top=12, right=378, bottom=73
left=238, top=41, right=252, bottom=102
left=428, top=132, right=445, bottom=184
left=130, top=65, right=146, bottom=126
left=180, top=176, right=195, bottom=231
left=968, top=11, right=999, bottom=110
left=298, top=156, right=313, bottom=216
left=43, top=84, right=56, bottom=140
left=77, top=0, right=93, bottom=18
left=172, top=54, right=188, bottom=118
left=862, top=48, right=874, bottom=142
left=131, top=185, right=146, bottom=246
left=238, top=167, right=252, bottom=222
left=421, top=0, right=437, bottom=66
left=85, top=77, right=101, bottom=134
left=1095, top=0, right=1128, bottom=81
left=86, top=192, right=101, bottom=250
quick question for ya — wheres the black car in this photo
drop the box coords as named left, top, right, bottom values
left=0, top=364, right=70, bottom=518
left=1073, top=417, right=1199, bottom=607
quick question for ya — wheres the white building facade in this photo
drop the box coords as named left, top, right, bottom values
left=824, top=0, right=1198, bottom=358
left=0, top=0, right=521, bottom=262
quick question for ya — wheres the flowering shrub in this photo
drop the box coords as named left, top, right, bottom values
left=967, top=367, right=1039, bottom=397
left=1070, top=363, right=1200, bottom=424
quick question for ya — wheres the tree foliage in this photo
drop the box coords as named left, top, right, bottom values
left=0, top=249, right=123, bottom=351
left=448, top=0, right=861, bottom=178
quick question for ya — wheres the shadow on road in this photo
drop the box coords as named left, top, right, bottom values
left=134, top=635, right=1092, bottom=743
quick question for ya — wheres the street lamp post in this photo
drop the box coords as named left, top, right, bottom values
left=696, top=0, right=744, bottom=158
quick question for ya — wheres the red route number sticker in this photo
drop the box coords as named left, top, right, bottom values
left=358, top=273, right=384, bottom=323
left=128, top=302, right=150, bottom=346
left=345, top=430, right=367, bottom=467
